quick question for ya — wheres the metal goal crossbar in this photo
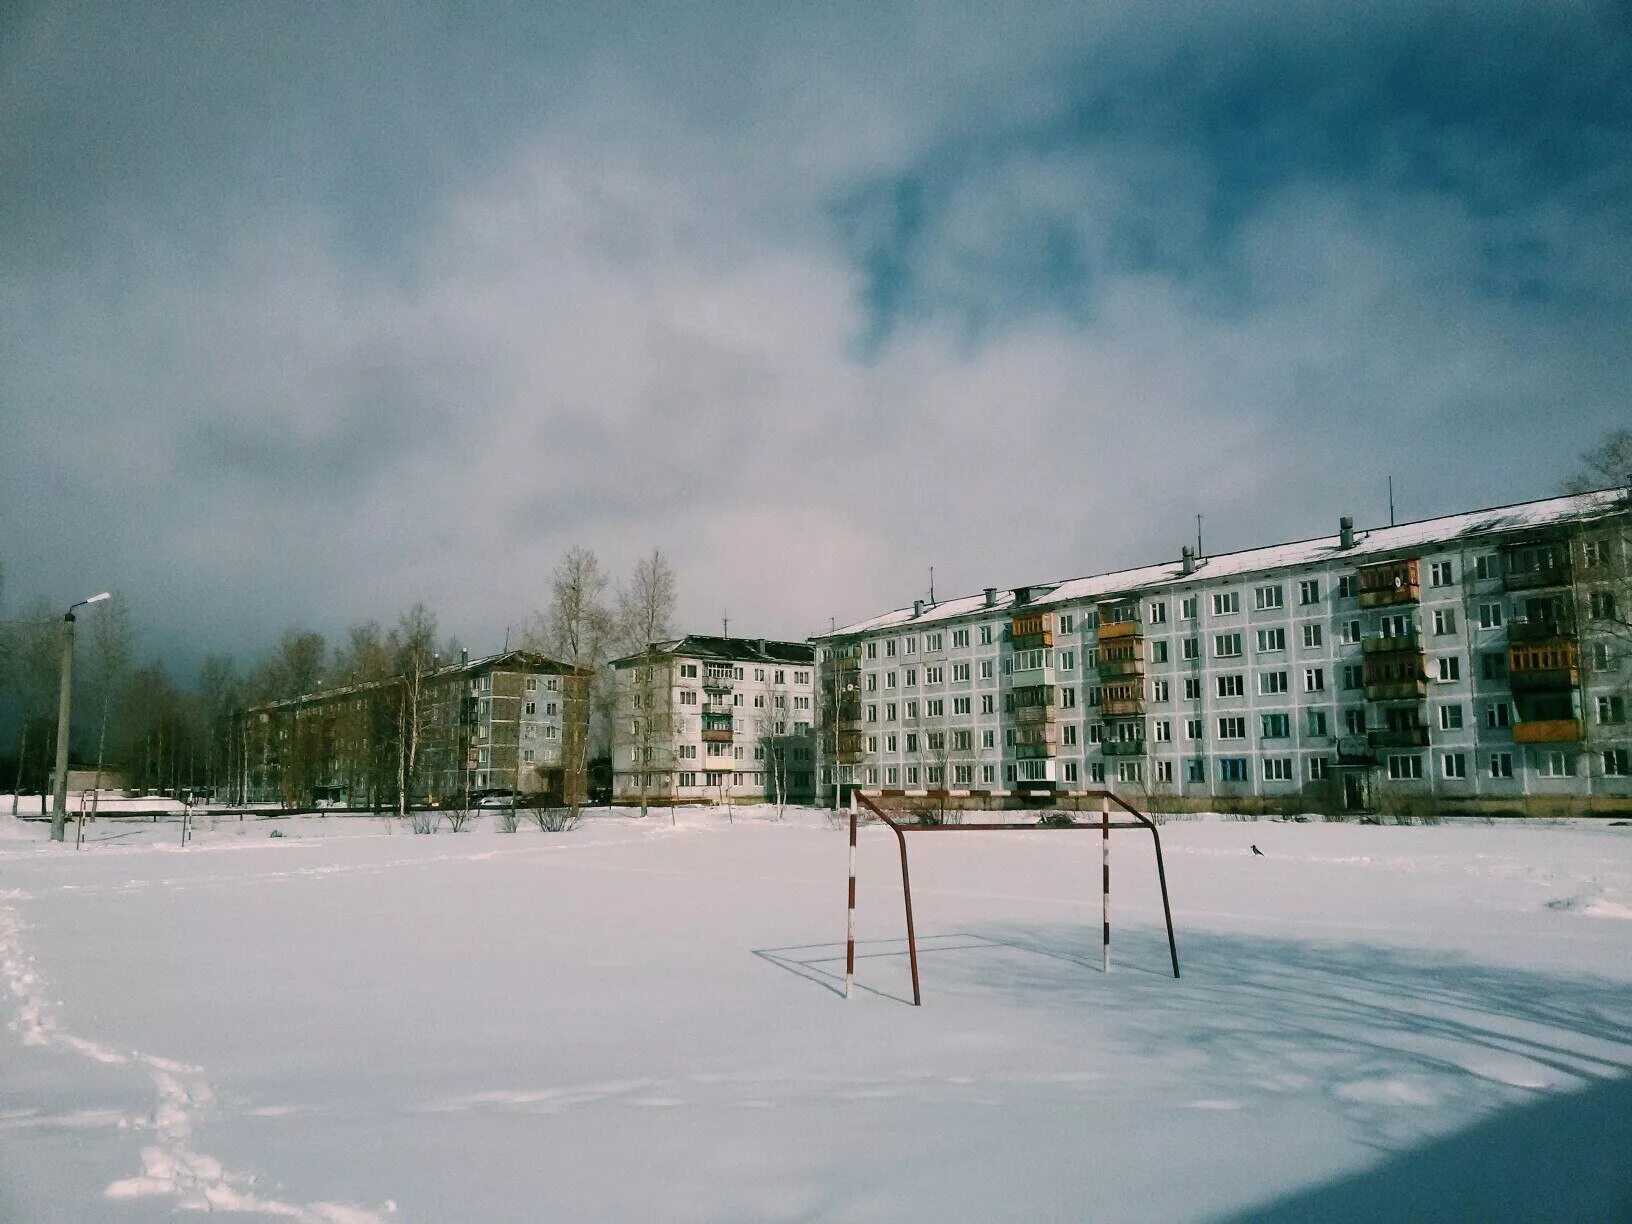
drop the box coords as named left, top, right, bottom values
left=845, top=789, right=1180, bottom=1005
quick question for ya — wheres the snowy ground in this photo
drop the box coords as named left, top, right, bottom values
left=2, top=804, right=1630, bottom=1222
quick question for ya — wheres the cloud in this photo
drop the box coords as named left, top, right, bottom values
left=2, top=1, right=1630, bottom=679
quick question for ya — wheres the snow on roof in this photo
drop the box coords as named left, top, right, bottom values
left=821, top=488, right=1629, bottom=640
left=610, top=634, right=815, bottom=668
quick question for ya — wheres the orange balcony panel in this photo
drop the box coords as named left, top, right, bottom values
left=1098, top=620, right=1141, bottom=641
left=1512, top=719, right=1584, bottom=744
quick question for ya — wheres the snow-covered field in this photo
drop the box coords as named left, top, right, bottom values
left=2, top=805, right=1630, bottom=1222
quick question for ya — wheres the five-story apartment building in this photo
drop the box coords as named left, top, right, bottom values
left=817, top=489, right=1632, bottom=817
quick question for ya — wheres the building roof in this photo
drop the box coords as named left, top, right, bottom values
left=610, top=634, right=815, bottom=668
left=246, top=648, right=584, bottom=714
left=818, top=487, right=1631, bottom=640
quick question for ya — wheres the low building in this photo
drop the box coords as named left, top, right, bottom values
left=242, top=649, right=590, bottom=808
left=611, top=635, right=817, bottom=806
left=816, top=488, right=1632, bottom=818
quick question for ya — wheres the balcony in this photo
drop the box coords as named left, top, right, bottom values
left=1362, top=632, right=1422, bottom=655
left=1096, top=656, right=1145, bottom=679
left=1015, top=741, right=1056, bottom=760
left=1368, top=726, right=1430, bottom=749
left=1098, top=619, right=1142, bottom=642
left=1010, top=613, right=1053, bottom=652
left=1101, top=697, right=1144, bottom=718
left=1508, top=641, right=1580, bottom=691
left=1101, top=739, right=1145, bottom=757
left=1507, top=615, right=1576, bottom=643
left=701, top=728, right=733, bottom=744
left=1503, top=560, right=1572, bottom=593
left=1365, top=679, right=1428, bottom=702
left=1013, top=703, right=1057, bottom=726
left=1357, top=559, right=1421, bottom=608
left=1513, top=719, right=1584, bottom=744
left=703, top=673, right=734, bottom=692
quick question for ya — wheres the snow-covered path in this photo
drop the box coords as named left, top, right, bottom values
left=2, top=809, right=1629, bottom=1221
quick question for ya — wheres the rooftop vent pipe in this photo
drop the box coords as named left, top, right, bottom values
left=984, top=587, right=998, bottom=607
left=461, top=648, right=469, bottom=666
left=1180, top=546, right=1196, bottom=576
left=756, top=637, right=768, bottom=655
left=1339, top=516, right=1355, bottom=549
left=913, top=599, right=924, bottom=617
left=1014, top=586, right=1033, bottom=604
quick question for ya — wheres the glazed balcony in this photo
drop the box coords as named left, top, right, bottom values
left=1097, top=619, right=1142, bottom=642
left=1010, top=612, right=1054, bottom=652
left=1013, top=703, right=1057, bottom=726
left=1365, top=679, right=1428, bottom=702
left=1096, top=657, right=1145, bottom=679
left=1101, top=738, right=1145, bottom=757
left=1363, top=652, right=1426, bottom=703
left=1503, top=557, right=1572, bottom=593
left=1368, top=726, right=1430, bottom=749
left=1507, top=615, right=1576, bottom=643
left=1508, top=641, right=1580, bottom=691
left=1362, top=632, right=1422, bottom=655
left=702, top=673, right=734, bottom=693
left=1513, top=719, right=1584, bottom=744
left=1357, top=559, right=1421, bottom=608
left=1101, top=696, right=1145, bottom=718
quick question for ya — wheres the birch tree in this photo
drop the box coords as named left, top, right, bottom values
left=615, top=549, right=677, bottom=818
left=389, top=605, right=439, bottom=818
left=524, top=547, right=611, bottom=816
left=86, top=592, right=133, bottom=810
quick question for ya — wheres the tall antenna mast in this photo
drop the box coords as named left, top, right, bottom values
left=1388, top=476, right=1396, bottom=527
left=722, top=609, right=730, bottom=638
left=929, top=566, right=935, bottom=605
left=1196, top=514, right=1203, bottom=559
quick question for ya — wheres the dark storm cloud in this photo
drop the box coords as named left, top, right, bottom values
left=3, top=1, right=1630, bottom=680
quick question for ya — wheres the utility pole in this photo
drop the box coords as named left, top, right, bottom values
left=51, top=592, right=109, bottom=842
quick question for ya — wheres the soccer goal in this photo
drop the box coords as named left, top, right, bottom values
left=844, top=789, right=1180, bottom=1005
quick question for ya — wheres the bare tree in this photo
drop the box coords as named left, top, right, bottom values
left=615, top=549, right=677, bottom=818
left=389, top=605, right=439, bottom=819
left=4, top=600, right=61, bottom=815
left=1561, top=428, right=1632, bottom=495
left=86, top=593, right=133, bottom=812
left=523, top=547, right=612, bottom=819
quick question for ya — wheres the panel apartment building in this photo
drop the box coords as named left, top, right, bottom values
left=243, top=649, right=590, bottom=808
left=815, top=488, right=1632, bottom=817
left=611, top=635, right=817, bottom=805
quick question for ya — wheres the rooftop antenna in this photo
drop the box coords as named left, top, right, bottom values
left=503, top=624, right=511, bottom=652
left=1196, top=513, right=1203, bottom=559
left=929, top=566, right=935, bottom=606
left=830, top=616, right=836, bottom=634
left=722, top=609, right=730, bottom=638
left=1388, top=475, right=1397, bottom=527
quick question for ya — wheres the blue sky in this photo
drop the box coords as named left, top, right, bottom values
left=2, top=1, right=1629, bottom=674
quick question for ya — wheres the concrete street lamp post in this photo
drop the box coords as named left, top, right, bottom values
left=51, top=592, right=110, bottom=842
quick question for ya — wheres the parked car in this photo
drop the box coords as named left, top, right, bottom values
left=475, top=791, right=516, bottom=809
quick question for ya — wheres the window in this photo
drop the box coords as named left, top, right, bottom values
left=1338, top=575, right=1358, bottom=599
left=1152, top=720, right=1172, bottom=742
left=926, top=699, right=944, bottom=717
left=1058, top=650, right=1076, bottom=671
left=1263, top=758, right=1293, bottom=781
left=905, top=733, right=918, bottom=753
left=525, top=701, right=536, bottom=715
left=980, top=659, right=994, bottom=679
left=1181, top=637, right=1200, bottom=661
left=865, top=643, right=877, bottom=660
left=953, top=696, right=971, bottom=715
left=1062, top=724, right=1078, bottom=746
left=1150, top=679, right=1170, bottom=702
left=1475, top=554, right=1498, bottom=580
left=904, top=637, right=916, bottom=654
left=952, top=662, right=971, bottom=681
left=1487, top=702, right=1511, bottom=729
left=679, top=690, right=698, bottom=705
left=1255, top=627, right=1286, bottom=653
left=1218, top=716, right=1246, bottom=739
left=866, top=673, right=877, bottom=692
left=982, top=730, right=995, bottom=749
left=1481, top=652, right=1507, bottom=680
left=866, top=703, right=877, bottom=722
left=1345, top=708, right=1368, bottom=734
left=1590, top=591, right=1619, bottom=620
left=1259, top=671, right=1288, bottom=695
left=1255, top=585, right=1284, bottom=610
left=1430, top=561, right=1454, bottom=586
left=1592, top=643, right=1613, bottom=670
left=1215, top=633, right=1243, bottom=658
left=1342, top=664, right=1364, bottom=689
left=979, top=624, right=994, bottom=645
left=925, top=666, right=944, bottom=684
left=1061, top=761, right=1079, bottom=784
left=1307, top=709, right=1329, bottom=736
left=1185, top=717, right=1203, bottom=740
left=1441, top=753, right=1467, bottom=779
left=1598, top=695, right=1626, bottom=724
left=1436, top=656, right=1462, bottom=682
left=885, top=670, right=897, bottom=689
left=1186, top=759, right=1205, bottom=783
left=1059, top=613, right=1075, bottom=634
left=1302, top=623, right=1324, bottom=648
left=885, top=639, right=898, bottom=658
left=1489, top=752, right=1513, bottom=779
left=1340, top=619, right=1363, bottom=644
left=952, top=628, right=969, bottom=648
left=867, top=736, right=878, bottom=754
left=1604, top=749, right=1630, bottom=777
left=953, top=729, right=973, bottom=751
left=887, top=734, right=897, bottom=752
left=1116, top=761, right=1143, bottom=784
left=1156, top=760, right=1175, bottom=783
left=1388, top=755, right=1423, bottom=780
left=1217, top=674, right=1244, bottom=698
left=1309, top=757, right=1330, bottom=780
left=1181, top=596, right=1198, bottom=620
left=1261, top=713, right=1290, bottom=739
left=925, top=633, right=944, bottom=651
left=1299, top=579, right=1321, bottom=605
left=1212, top=592, right=1240, bottom=615
left=1137, top=640, right=1164, bottom=666
left=1304, top=667, right=1325, bottom=693
left=1537, top=750, right=1572, bottom=778
left=1218, top=758, right=1249, bottom=783
left=980, top=693, right=995, bottom=714
left=1439, top=704, right=1464, bottom=730
left=1059, top=687, right=1077, bottom=709
left=1433, top=609, right=1458, bottom=635
left=1147, top=602, right=1167, bottom=625
left=1089, top=723, right=1104, bottom=744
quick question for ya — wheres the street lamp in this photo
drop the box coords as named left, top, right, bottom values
left=51, top=592, right=110, bottom=842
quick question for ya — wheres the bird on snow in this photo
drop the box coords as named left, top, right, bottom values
left=1251, top=844, right=1264, bottom=856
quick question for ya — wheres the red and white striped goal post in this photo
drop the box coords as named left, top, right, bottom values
left=844, top=788, right=1180, bottom=1005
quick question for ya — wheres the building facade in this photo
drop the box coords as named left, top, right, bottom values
left=611, top=635, right=817, bottom=805
left=243, top=649, right=590, bottom=808
left=816, top=489, right=1632, bottom=817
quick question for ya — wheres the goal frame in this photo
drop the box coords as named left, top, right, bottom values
left=845, top=789, right=1180, bottom=1005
